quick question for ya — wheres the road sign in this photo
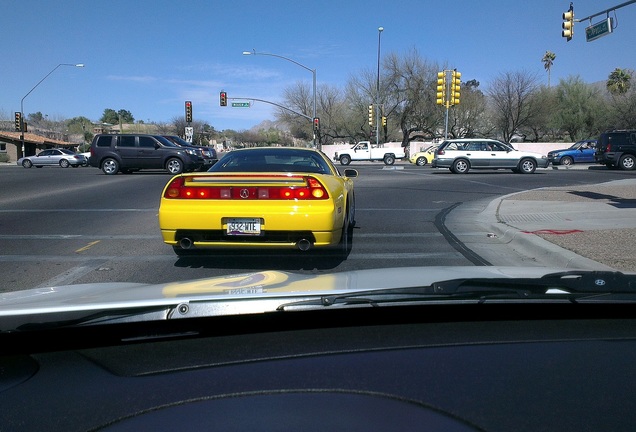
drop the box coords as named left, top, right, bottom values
left=586, top=18, right=613, bottom=42
left=231, top=102, right=250, bottom=108
left=185, top=127, right=193, bottom=143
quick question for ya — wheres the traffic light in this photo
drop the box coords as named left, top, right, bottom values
left=436, top=71, right=446, bottom=106
left=313, top=117, right=320, bottom=132
left=185, top=101, right=193, bottom=123
left=220, top=91, right=227, bottom=107
left=562, top=3, right=574, bottom=41
left=14, top=112, right=22, bottom=131
left=450, top=70, right=461, bottom=106
left=368, top=104, right=374, bottom=126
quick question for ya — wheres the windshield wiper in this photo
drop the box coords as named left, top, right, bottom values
left=276, top=270, right=636, bottom=310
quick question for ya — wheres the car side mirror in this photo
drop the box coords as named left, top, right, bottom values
left=344, top=168, right=358, bottom=178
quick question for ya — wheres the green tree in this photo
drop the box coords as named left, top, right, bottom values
left=553, top=76, right=603, bottom=141
left=100, top=108, right=134, bottom=124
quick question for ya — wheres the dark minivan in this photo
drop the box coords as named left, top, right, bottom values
left=89, top=134, right=202, bottom=175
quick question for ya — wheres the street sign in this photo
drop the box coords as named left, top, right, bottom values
left=231, top=102, right=250, bottom=108
left=586, top=18, right=613, bottom=42
left=185, top=127, right=193, bottom=143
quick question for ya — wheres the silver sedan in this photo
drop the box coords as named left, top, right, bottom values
left=18, top=148, right=87, bottom=168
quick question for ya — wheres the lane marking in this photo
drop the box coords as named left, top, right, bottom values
left=75, top=240, right=100, bottom=253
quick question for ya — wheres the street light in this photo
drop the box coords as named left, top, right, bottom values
left=19, top=63, right=84, bottom=158
left=376, top=27, right=383, bottom=146
left=243, top=50, right=317, bottom=149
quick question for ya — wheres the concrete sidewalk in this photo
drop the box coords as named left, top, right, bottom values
left=446, top=178, right=636, bottom=272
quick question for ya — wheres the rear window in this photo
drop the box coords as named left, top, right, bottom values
left=94, top=136, right=112, bottom=147
left=601, top=132, right=633, bottom=147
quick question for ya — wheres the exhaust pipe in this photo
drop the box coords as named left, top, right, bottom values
left=296, top=238, right=312, bottom=251
left=179, top=237, right=194, bottom=249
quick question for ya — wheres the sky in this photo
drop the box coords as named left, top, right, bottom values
left=2, top=0, right=636, bottom=132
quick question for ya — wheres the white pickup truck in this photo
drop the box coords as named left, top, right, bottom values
left=334, top=141, right=406, bottom=165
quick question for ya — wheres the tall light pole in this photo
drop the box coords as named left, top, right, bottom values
left=19, top=63, right=84, bottom=157
left=376, top=27, right=383, bottom=146
left=242, top=50, right=317, bottom=149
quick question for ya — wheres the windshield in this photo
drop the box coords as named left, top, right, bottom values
left=1, top=3, right=635, bottom=326
left=4, top=3, right=636, bottom=431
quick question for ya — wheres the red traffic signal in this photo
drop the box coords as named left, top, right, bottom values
left=185, top=101, right=193, bottom=122
left=220, top=91, right=227, bottom=106
left=313, top=117, right=320, bottom=131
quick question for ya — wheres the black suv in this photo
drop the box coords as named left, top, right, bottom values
left=163, top=135, right=217, bottom=170
left=89, top=134, right=203, bottom=175
left=596, top=130, right=636, bottom=170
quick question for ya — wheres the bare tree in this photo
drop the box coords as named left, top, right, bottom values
left=382, top=50, right=441, bottom=144
left=487, top=71, right=540, bottom=142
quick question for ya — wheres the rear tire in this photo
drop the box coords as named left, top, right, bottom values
left=339, top=155, right=351, bottom=166
left=22, top=159, right=33, bottom=168
left=59, top=159, right=70, bottom=168
left=619, top=154, right=636, bottom=170
left=451, top=159, right=470, bottom=174
left=383, top=154, right=395, bottom=165
left=102, top=158, right=120, bottom=175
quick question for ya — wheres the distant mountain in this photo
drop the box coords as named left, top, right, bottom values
left=249, top=119, right=289, bottom=132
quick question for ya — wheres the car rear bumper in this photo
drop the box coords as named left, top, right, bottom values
left=159, top=200, right=343, bottom=249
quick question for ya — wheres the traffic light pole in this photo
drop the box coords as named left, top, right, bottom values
left=436, top=69, right=461, bottom=140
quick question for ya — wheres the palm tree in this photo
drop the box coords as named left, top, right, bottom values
left=542, top=51, right=556, bottom=87
left=607, top=68, right=632, bottom=95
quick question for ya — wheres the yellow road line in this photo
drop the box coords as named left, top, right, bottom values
left=75, top=240, right=100, bottom=253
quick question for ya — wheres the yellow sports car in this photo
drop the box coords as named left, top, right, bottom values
left=159, top=147, right=358, bottom=256
left=409, top=145, right=438, bottom=166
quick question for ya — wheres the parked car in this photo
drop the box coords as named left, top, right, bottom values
left=159, top=146, right=357, bottom=256
left=548, top=139, right=597, bottom=166
left=432, top=139, right=549, bottom=174
left=89, top=134, right=202, bottom=175
left=595, top=129, right=636, bottom=170
left=163, top=135, right=217, bottom=170
left=18, top=148, right=87, bottom=168
left=409, top=145, right=438, bottom=166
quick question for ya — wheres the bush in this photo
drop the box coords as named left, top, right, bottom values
left=0, top=153, right=9, bottom=163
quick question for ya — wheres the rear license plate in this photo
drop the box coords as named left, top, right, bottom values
left=226, top=218, right=261, bottom=235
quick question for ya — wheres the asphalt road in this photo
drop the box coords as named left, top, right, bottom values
left=1, top=162, right=634, bottom=292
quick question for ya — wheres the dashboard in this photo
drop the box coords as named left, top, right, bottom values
left=2, top=303, right=635, bottom=431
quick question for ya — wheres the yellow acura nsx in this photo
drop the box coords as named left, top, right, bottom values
left=159, top=147, right=358, bottom=256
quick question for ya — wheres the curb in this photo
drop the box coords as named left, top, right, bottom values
left=446, top=192, right=615, bottom=270
left=479, top=194, right=614, bottom=270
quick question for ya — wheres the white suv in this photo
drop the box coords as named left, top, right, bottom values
left=432, top=139, right=549, bottom=174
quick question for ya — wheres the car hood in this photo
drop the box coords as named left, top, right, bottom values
left=548, top=148, right=573, bottom=154
left=0, top=266, right=577, bottom=317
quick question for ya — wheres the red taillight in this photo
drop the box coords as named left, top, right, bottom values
left=437, top=149, right=445, bottom=155
left=163, top=176, right=329, bottom=200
